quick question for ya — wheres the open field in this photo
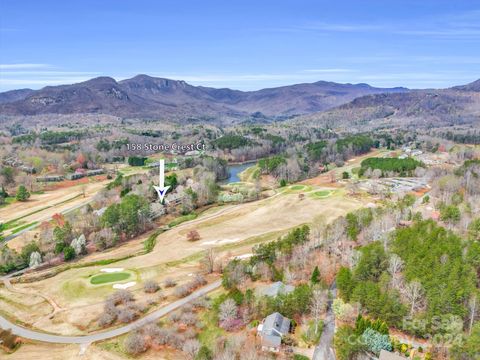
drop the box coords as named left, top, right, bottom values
left=301, top=148, right=391, bottom=186
left=0, top=178, right=108, bottom=241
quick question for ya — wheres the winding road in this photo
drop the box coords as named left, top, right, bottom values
left=0, top=280, right=221, bottom=344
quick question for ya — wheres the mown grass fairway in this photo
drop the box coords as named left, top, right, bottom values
left=90, top=272, right=131, bottom=285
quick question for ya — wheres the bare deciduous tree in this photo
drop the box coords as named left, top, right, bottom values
left=388, top=254, right=404, bottom=290
left=124, top=332, right=147, bottom=355
left=143, top=279, right=160, bottom=293
left=219, top=298, right=238, bottom=322
left=468, top=294, right=477, bottom=335
left=202, top=248, right=217, bottom=274
left=403, top=280, right=425, bottom=315
left=310, top=289, right=328, bottom=335
left=182, top=339, right=201, bottom=359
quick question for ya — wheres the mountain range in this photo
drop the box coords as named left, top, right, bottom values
left=1, top=75, right=479, bottom=128
left=294, top=79, right=480, bottom=129
left=0, top=75, right=408, bottom=121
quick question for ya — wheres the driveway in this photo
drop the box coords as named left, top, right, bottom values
left=313, top=281, right=337, bottom=360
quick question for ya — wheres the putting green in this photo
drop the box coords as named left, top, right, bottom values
left=90, top=272, right=131, bottom=285
left=311, top=190, right=333, bottom=198
left=289, top=185, right=306, bottom=191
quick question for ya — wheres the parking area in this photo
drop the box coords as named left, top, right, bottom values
left=359, top=177, right=429, bottom=194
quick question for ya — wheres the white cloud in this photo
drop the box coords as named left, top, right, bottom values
left=0, top=77, right=96, bottom=86
left=303, top=68, right=355, bottom=73
left=0, top=63, right=51, bottom=70
left=1, top=71, right=101, bottom=76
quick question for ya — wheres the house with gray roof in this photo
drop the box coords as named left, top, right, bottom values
left=260, top=281, right=295, bottom=297
left=257, top=312, right=291, bottom=352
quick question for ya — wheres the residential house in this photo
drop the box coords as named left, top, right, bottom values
left=36, top=175, right=64, bottom=182
left=86, top=169, right=105, bottom=176
left=260, top=281, right=295, bottom=297
left=257, top=312, right=291, bottom=352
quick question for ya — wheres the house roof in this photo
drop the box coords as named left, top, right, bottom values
left=261, top=312, right=290, bottom=337
left=261, top=334, right=282, bottom=348
left=379, top=350, right=405, bottom=360
left=261, top=281, right=295, bottom=297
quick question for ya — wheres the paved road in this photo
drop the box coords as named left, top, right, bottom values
left=0, top=280, right=221, bottom=344
left=313, top=281, right=337, bottom=360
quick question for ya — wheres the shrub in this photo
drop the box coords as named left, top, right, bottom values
left=157, top=291, right=167, bottom=301
left=219, top=318, right=243, bottom=331
left=63, top=246, right=76, bottom=261
left=181, top=304, right=193, bottom=313
left=108, top=289, right=134, bottom=305
left=184, top=328, right=197, bottom=339
left=0, top=329, right=19, bottom=351
left=98, top=312, right=116, bottom=327
left=174, top=285, right=192, bottom=298
left=180, top=312, right=197, bottom=326
left=153, top=328, right=177, bottom=346
left=193, top=274, right=207, bottom=287
left=196, top=346, right=213, bottom=360
left=169, top=312, right=181, bottom=323
left=361, top=328, right=392, bottom=355
left=117, top=308, right=137, bottom=323
left=128, top=156, right=147, bottom=166
left=170, top=333, right=186, bottom=349
left=192, top=297, right=210, bottom=309
left=104, top=299, right=118, bottom=316
left=332, top=298, right=355, bottom=321
left=144, top=280, right=160, bottom=293
left=124, top=332, right=147, bottom=355
left=187, top=230, right=201, bottom=242
left=164, top=278, right=177, bottom=288
left=294, top=355, right=310, bottom=360
left=16, top=185, right=30, bottom=201
left=183, top=339, right=201, bottom=359
left=440, top=204, right=461, bottom=223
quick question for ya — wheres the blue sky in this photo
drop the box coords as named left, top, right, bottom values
left=0, top=0, right=479, bottom=91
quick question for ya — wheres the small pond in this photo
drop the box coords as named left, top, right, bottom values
left=224, top=162, right=256, bottom=183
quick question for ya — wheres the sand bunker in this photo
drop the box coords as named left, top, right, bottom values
left=101, top=268, right=124, bottom=273
left=113, top=281, right=136, bottom=289
left=202, top=238, right=238, bottom=246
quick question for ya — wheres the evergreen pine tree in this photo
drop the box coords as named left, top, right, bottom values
left=16, top=185, right=30, bottom=201
left=311, top=265, right=320, bottom=284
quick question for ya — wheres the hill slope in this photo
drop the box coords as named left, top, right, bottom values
left=294, top=79, right=480, bottom=129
